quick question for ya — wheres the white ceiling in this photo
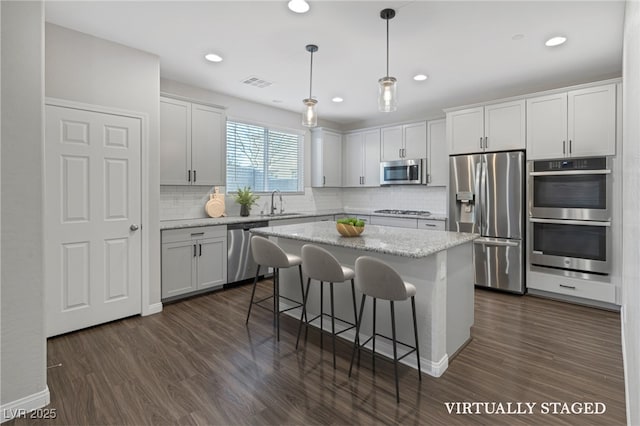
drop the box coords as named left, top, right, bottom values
left=45, top=1, right=625, bottom=129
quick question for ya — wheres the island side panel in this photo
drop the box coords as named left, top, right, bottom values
left=275, top=237, right=455, bottom=377
left=445, top=241, right=475, bottom=357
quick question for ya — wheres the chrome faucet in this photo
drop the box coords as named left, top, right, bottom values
left=270, top=189, right=282, bottom=215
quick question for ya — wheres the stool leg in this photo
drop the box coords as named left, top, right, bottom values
left=412, top=296, right=422, bottom=381
left=330, top=282, right=336, bottom=369
left=320, top=281, right=324, bottom=350
left=372, top=297, right=377, bottom=374
left=350, top=279, right=358, bottom=346
left=298, top=265, right=307, bottom=323
left=390, top=300, right=400, bottom=403
left=246, top=265, right=261, bottom=324
left=296, top=277, right=312, bottom=349
left=275, top=268, right=280, bottom=341
left=349, top=294, right=367, bottom=378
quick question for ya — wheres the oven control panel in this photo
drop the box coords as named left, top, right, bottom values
left=534, top=157, right=606, bottom=172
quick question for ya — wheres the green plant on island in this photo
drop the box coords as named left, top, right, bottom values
left=337, top=217, right=365, bottom=227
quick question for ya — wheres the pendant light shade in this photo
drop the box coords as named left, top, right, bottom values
left=378, top=8, right=397, bottom=112
left=302, top=44, right=318, bottom=127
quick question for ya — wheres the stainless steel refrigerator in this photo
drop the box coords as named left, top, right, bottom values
left=449, top=151, right=525, bottom=294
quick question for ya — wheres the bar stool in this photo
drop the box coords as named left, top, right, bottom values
left=348, top=256, right=421, bottom=403
left=296, top=244, right=359, bottom=369
left=245, top=235, right=306, bottom=341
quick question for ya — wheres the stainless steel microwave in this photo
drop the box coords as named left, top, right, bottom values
left=380, top=158, right=427, bottom=185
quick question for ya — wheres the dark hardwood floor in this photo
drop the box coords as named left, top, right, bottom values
left=10, top=282, right=626, bottom=425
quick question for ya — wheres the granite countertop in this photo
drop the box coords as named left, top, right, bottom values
left=251, top=222, right=477, bottom=259
left=161, top=209, right=447, bottom=230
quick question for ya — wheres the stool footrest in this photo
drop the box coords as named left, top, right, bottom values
left=251, top=295, right=303, bottom=315
left=357, top=333, right=418, bottom=360
left=304, top=313, right=356, bottom=336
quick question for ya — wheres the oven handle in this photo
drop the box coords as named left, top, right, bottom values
left=529, top=169, right=611, bottom=176
left=529, top=218, right=611, bottom=227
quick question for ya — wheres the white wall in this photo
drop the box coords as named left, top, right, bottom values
left=1, top=0, right=49, bottom=418
left=343, top=186, right=447, bottom=215
left=622, top=1, right=640, bottom=424
left=45, top=24, right=162, bottom=309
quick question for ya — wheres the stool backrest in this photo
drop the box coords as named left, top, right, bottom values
left=354, top=256, right=408, bottom=301
left=250, top=235, right=290, bottom=268
left=301, top=244, right=345, bottom=283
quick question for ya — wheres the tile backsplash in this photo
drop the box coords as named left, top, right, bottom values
left=160, top=185, right=447, bottom=220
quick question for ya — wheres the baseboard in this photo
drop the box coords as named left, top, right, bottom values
left=1, top=386, right=50, bottom=423
left=143, top=302, right=163, bottom=316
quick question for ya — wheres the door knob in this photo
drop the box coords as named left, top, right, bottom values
left=130, top=224, right=139, bottom=231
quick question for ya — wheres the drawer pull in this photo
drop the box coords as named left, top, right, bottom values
left=423, top=223, right=436, bottom=227
left=191, top=232, right=205, bottom=236
left=559, top=284, right=576, bottom=290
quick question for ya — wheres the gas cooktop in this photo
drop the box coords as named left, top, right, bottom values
left=374, top=209, right=432, bottom=217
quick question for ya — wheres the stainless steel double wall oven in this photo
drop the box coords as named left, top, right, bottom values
left=528, top=157, right=612, bottom=278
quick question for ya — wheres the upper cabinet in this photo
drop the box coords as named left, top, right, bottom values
left=343, top=129, right=381, bottom=187
left=447, top=99, right=526, bottom=155
left=427, top=119, right=448, bottom=186
left=160, top=96, right=226, bottom=185
left=527, top=84, right=616, bottom=160
left=381, top=121, right=427, bottom=161
left=311, top=128, right=342, bottom=187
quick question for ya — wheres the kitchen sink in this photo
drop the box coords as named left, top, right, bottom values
left=262, top=212, right=305, bottom=217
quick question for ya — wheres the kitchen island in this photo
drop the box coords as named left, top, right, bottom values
left=251, top=222, right=478, bottom=377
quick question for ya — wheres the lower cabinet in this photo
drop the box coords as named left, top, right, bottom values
left=528, top=269, right=616, bottom=305
left=418, top=218, right=446, bottom=230
left=370, top=216, right=418, bottom=228
left=161, top=225, right=227, bottom=300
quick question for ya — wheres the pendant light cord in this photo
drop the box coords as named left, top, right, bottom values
left=309, top=50, right=313, bottom=99
left=386, top=17, right=389, bottom=78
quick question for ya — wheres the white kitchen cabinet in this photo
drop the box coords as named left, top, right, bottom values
left=528, top=269, right=616, bottom=304
left=418, top=218, right=446, bottom=230
left=370, top=216, right=418, bottom=228
left=447, top=100, right=525, bottom=155
left=427, top=119, right=448, bottom=186
left=161, top=226, right=227, bottom=299
left=160, top=96, right=225, bottom=185
left=527, top=84, right=616, bottom=160
left=311, top=128, right=342, bottom=187
left=343, top=129, right=381, bottom=187
left=381, top=121, right=427, bottom=161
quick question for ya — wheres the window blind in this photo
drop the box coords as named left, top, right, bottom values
left=226, top=121, right=303, bottom=193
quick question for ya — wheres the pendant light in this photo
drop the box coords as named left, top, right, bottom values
left=302, top=44, right=318, bottom=127
left=378, top=8, right=397, bottom=112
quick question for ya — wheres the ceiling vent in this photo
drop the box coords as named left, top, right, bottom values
left=241, top=76, right=273, bottom=88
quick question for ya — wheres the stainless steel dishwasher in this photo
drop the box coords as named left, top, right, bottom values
left=227, top=220, right=269, bottom=284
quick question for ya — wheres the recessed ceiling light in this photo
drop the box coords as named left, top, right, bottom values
left=413, top=74, right=428, bottom=81
left=545, top=36, right=567, bottom=47
left=204, top=53, right=223, bottom=63
left=288, top=0, right=309, bottom=13
left=331, top=97, right=344, bottom=103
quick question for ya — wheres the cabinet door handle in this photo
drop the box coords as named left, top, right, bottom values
left=569, top=140, right=572, bottom=154
left=199, top=243, right=202, bottom=257
left=362, top=176, right=365, bottom=185
left=193, top=170, right=197, bottom=183
left=423, top=223, right=436, bottom=227
left=323, top=176, right=326, bottom=186
left=193, top=244, right=197, bottom=257
left=563, top=141, right=566, bottom=155
left=559, top=284, right=576, bottom=290
left=480, top=137, right=483, bottom=149
left=188, top=170, right=192, bottom=182
left=399, top=148, right=402, bottom=158
left=484, top=136, right=488, bottom=149
left=427, top=174, right=431, bottom=184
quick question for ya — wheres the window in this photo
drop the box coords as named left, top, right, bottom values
left=226, top=120, right=303, bottom=193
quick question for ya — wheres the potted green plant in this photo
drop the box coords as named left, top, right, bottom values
left=234, top=186, right=259, bottom=217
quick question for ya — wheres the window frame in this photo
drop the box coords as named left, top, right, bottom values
left=225, top=117, right=305, bottom=195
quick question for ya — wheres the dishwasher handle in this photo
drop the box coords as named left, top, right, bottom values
left=227, top=221, right=269, bottom=231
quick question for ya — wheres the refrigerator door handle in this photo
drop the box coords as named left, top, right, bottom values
left=478, top=157, right=487, bottom=234
left=474, top=237, right=519, bottom=247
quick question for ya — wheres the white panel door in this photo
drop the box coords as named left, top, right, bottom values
left=568, top=84, right=616, bottom=157
left=447, top=107, right=484, bottom=155
left=381, top=125, right=403, bottom=161
left=197, top=237, right=227, bottom=290
left=484, top=100, right=526, bottom=151
left=45, top=105, right=142, bottom=337
left=322, top=131, right=342, bottom=187
left=427, top=119, right=448, bottom=186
